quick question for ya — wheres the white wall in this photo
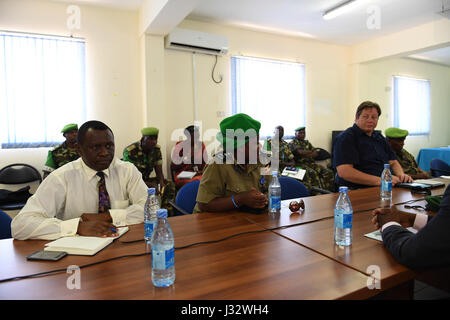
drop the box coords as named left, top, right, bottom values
left=161, top=19, right=351, bottom=161
left=0, top=0, right=143, bottom=172
left=354, top=57, right=450, bottom=157
left=1, top=0, right=449, bottom=176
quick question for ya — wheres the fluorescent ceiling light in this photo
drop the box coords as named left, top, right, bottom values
left=323, top=0, right=365, bottom=20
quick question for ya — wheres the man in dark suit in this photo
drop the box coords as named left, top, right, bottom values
left=371, top=185, right=450, bottom=269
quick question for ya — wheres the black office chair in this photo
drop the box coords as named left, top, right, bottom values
left=430, top=158, right=450, bottom=177
left=0, top=163, right=42, bottom=210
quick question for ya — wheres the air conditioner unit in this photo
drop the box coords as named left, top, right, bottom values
left=165, top=28, right=229, bottom=56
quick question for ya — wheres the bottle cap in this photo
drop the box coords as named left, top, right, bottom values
left=339, top=186, right=348, bottom=193
left=384, top=163, right=390, bottom=169
left=148, top=188, right=156, bottom=195
left=157, top=208, right=168, bottom=219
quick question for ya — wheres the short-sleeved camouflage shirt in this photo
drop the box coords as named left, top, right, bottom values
left=43, top=141, right=80, bottom=174
left=288, top=138, right=315, bottom=166
left=193, top=153, right=270, bottom=213
left=396, top=149, right=422, bottom=176
left=264, top=138, right=295, bottom=162
left=123, top=141, right=163, bottom=181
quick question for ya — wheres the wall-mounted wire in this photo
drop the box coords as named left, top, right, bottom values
left=211, top=55, right=223, bottom=84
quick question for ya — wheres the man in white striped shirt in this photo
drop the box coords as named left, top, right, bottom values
left=12, top=121, right=148, bottom=240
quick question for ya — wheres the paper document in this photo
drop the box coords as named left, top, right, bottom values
left=364, top=227, right=418, bottom=242
left=177, top=171, right=197, bottom=179
left=414, top=179, right=445, bottom=186
left=44, top=227, right=129, bottom=256
left=281, top=167, right=306, bottom=181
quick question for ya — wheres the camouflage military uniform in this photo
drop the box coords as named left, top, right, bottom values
left=43, top=141, right=80, bottom=175
left=288, top=138, right=335, bottom=192
left=123, top=141, right=176, bottom=216
left=396, top=149, right=422, bottom=176
left=264, top=138, right=295, bottom=173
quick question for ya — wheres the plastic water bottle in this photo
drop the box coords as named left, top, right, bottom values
left=380, top=163, right=392, bottom=208
left=334, top=186, right=353, bottom=246
left=144, top=188, right=159, bottom=242
left=268, top=171, right=281, bottom=214
left=151, top=208, right=175, bottom=287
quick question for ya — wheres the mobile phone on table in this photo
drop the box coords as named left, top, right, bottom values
left=26, top=250, right=68, bottom=261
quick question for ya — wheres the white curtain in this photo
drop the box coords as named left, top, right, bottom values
left=231, top=56, right=305, bottom=138
left=393, top=76, right=430, bottom=135
left=0, top=32, right=86, bottom=147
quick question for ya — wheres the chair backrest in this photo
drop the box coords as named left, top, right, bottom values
left=0, top=210, right=12, bottom=239
left=175, top=180, right=201, bottom=215
left=430, top=158, right=450, bottom=177
left=278, top=176, right=310, bottom=200
left=0, top=163, right=42, bottom=185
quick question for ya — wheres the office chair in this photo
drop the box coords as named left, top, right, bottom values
left=0, top=163, right=42, bottom=210
left=169, top=180, right=201, bottom=216
left=0, top=209, right=12, bottom=239
left=430, top=158, right=450, bottom=177
left=278, top=176, right=310, bottom=200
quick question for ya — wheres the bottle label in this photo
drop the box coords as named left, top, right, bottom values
left=152, top=247, right=175, bottom=270
left=144, top=221, right=156, bottom=238
left=269, top=196, right=281, bottom=210
left=381, top=181, right=392, bottom=192
left=334, top=211, right=352, bottom=229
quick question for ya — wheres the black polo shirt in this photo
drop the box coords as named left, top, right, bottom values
left=332, top=123, right=396, bottom=189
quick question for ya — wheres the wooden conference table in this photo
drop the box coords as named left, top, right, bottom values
left=0, top=180, right=448, bottom=300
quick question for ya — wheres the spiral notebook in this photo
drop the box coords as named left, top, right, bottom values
left=44, top=227, right=129, bottom=256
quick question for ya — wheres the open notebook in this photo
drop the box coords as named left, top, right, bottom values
left=44, top=227, right=129, bottom=256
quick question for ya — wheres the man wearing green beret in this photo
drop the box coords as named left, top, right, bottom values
left=194, top=113, right=270, bottom=213
left=288, top=126, right=335, bottom=192
left=123, top=127, right=176, bottom=216
left=43, top=123, right=80, bottom=179
left=385, top=127, right=431, bottom=180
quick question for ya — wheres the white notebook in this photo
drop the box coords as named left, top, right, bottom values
left=44, top=227, right=129, bottom=256
left=177, top=171, right=197, bottom=179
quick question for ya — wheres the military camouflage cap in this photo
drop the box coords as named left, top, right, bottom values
left=385, top=127, right=408, bottom=139
left=141, top=127, right=159, bottom=136
left=61, top=123, right=78, bottom=133
left=216, top=113, right=261, bottom=149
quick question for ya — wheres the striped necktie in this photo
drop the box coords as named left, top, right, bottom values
left=96, top=171, right=111, bottom=213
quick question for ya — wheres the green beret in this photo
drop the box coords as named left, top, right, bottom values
left=141, top=127, right=159, bottom=136
left=385, top=127, right=408, bottom=139
left=61, top=123, right=78, bottom=133
left=216, top=113, right=261, bottom=150
left=295, top=126, right=305, bottom=131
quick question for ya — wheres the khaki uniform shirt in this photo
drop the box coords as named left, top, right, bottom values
left=193, top=153, right=270, bottom=213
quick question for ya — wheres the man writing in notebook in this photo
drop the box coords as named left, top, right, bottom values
left=11, top=121, right=148, bottom=240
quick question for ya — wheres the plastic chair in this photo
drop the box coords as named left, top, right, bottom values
left=0, top=163, right=42, bottom=210
left=171, top=180, right=201, bottom=216
left=278, top=176, right=310, bottom=200
left=430, top=158, right=450, bottom=177
left=0, top=209, right=12, bottom=239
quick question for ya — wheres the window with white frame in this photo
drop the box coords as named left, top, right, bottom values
left=0, top=31, right=86, bottom=148
left=393, top=75, right=430, bottom=135
left=231, top=56, right=306, bottom=138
